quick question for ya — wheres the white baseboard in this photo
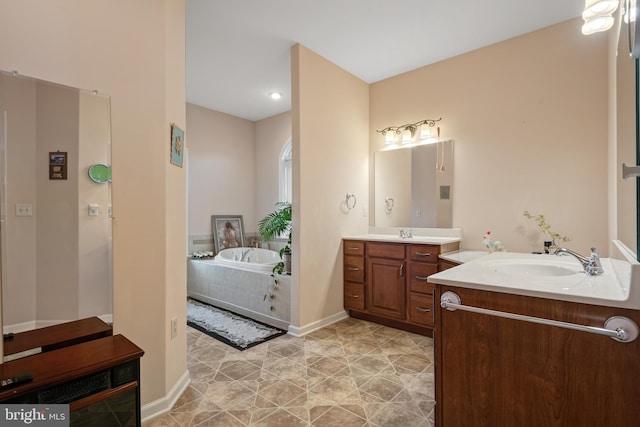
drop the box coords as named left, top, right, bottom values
left=141, top=369, right=190, bottom=423
left=287, top=310, right=349, bottom=337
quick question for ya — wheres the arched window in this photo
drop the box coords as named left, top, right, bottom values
left=279, top=139, right=292, bottom=203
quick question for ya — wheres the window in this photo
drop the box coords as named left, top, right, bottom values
left=279, top=139, right=292, bottom=203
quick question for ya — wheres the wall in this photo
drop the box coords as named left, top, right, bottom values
left=186, top=104, right=291, bottom=251
left=256, top=111, right=292, bottom=220
left=370, top=18, right=609, bottom=255
left=186, top=103, right=255, bottom=245
left=291, top=44, right=369, bottom=332
left=0, top=0, right=187, bottom=408
left=78, top=91, right=112, bottom=319
left=0, top=75, right=37, bottom=328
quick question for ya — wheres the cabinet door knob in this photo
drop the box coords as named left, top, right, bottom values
left=400, top=264, right=404, bottom=277
left=347, top=266, right=360, bottom=271
left=416, top=307, right=431, bottom=313
left=415, top=275, right=429, bottom=281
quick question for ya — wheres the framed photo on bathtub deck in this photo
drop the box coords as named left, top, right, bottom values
left=212, top=215, right=245, bottom=254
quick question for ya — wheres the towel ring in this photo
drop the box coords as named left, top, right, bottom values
left=346, top=193, right=357, bottom=210
left=385, top=197, right=394, bottom=213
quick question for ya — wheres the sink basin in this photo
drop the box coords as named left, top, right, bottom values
left=482, top=259, right=582, bottom=278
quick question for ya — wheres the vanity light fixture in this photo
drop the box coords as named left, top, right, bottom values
left=582, top=0, right=620, bottom=34
left=377, top=118, right=442, bottom=145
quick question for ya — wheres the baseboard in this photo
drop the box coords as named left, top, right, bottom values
left=287, top=310, right=349, bottom=337
left=141, top=369, right=190, bottom=423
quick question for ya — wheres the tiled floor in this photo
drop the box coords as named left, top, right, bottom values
left=143, top=317, right=435, bottom=426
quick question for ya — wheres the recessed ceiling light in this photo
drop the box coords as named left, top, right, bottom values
left=269, top=92, right=283, bottom=100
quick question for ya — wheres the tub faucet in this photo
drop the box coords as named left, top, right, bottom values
left=240, top=249, right=252, bottom=262
left=553, top=247, right=604, bottom=275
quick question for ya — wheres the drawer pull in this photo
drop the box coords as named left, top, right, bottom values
left=348, top=294, right=360, bottom=298
left=416, top=307, right=432, bottom=313
left=415, top=275, right=429, bottom=281
left=415, top=252, right=431, bottom=257
left=348, top=247, right=361, bottom=251
left=347, top=266, right=360, bottom=271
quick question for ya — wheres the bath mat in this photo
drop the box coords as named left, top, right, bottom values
left=186, top=298, right=286, bottom=351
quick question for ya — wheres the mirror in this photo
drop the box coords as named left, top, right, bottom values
left=617, top=2, right=639, bottom=258
left=374, top=141, right=453, bottom=228
left=0, top=70, right=112, bottom=338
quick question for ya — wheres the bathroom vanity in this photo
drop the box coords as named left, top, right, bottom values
left=429, top=243, right=640, bottom=427
left=343, top=235, right=459, bottom=335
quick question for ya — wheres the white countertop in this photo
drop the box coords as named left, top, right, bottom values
left=439, top=250, right=489, bottom=264
left=428, top=249, right=640, bottom=309
left=344, top=234, right=460, bottom=245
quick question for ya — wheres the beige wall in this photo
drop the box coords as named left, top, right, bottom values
left=0, top=0, right=187, bottom=405
left=0, top=75, right=37, bottom=327
left=371, top=18, right=609, bottom=255
left=186, top=103, right=255, bottom=238
left=256, top=111, right=292, bottom=220
left=291, top=45, right=369, bottom=330
left=186, top=105, right=291, bottom=245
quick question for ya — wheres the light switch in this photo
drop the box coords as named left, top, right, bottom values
left=88, top=204, right=100, bottom=216
left=15, top=203, right=33, bottom=217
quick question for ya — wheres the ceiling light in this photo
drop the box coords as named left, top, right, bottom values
left=269, top=92, right=283, bottom=100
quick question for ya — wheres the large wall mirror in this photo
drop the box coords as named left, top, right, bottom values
left=374, top=141, right=453, bottom=228
left=0, top=70, right=112, bottom=339
left=617, top=0, right=640, bottom=260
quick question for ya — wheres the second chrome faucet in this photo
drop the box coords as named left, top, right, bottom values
left=553, top=247, right=604, bottom=276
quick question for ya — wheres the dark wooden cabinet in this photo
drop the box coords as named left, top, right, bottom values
left=367, top=256, right=405, bottom=319
left=343, top=239, right=458, bottom=335
left=435, top=284, right=640, bottom=427
left=0, top=325, right=143, bottom=427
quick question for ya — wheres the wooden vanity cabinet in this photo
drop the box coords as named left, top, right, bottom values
left=435, top=285, right=640, bottom=427
left=343, top=239, right=458, bottom=335
left=343, top=241, right=365, bottom=311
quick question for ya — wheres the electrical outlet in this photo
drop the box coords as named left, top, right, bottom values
left=171, top=317, right=178, bottom=339
left=15, top=203, right=33, bottom=217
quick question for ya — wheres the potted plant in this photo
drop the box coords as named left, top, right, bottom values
left=258, top=201, right=292, bottom=275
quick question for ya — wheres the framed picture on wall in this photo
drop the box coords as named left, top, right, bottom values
left=170, top=123, right=184, bottom=167
left=211, top=215, right=245, bottom=253
left=49, top=151, right=67, bottom=180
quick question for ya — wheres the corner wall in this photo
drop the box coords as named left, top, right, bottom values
left=291, top=44, right=369, bottom=331
left=0, top=0, right=187, bottom=406
left=370, top=18, right=609, bottom=255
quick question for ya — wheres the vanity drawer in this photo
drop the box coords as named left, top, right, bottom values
left=408, top=244, right=439, bottom=263
left=367, top=242, right=405, bottom=259
left=344, top=256, right=365, bottom=282
left=409, top=263, right=437, bottom=294
left=344, top=283, right=365, bottom=310
left=409, top=293, right=434, bottom=327
left=343, top=240, right=365, bottom=256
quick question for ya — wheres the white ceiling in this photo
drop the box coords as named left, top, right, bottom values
left=186, top=0, right=585, bottom=121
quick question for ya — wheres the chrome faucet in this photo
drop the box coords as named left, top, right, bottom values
left=399, top=229, right=413, bottom=239
left=553, top=247, right=604, bottom=275
left=240, top=249, right=252, bottom=262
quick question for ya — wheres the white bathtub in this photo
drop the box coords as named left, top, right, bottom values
left=213, top=247, right=280, bottom=273
left=188, top=253, right=291, bottom=330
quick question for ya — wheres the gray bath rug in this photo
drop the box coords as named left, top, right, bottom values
left=186, top=298, right=286, bottom=351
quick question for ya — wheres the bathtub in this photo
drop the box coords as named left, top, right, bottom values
left=213, top=247, right=280, bottom=273
left=188, top=251, right=290, bottom=330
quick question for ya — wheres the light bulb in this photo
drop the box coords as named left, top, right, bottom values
left=582, top=15, right=614, bottom=34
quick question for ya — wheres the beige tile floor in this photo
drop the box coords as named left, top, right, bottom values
left=143, top=317, right=435, bottom=426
